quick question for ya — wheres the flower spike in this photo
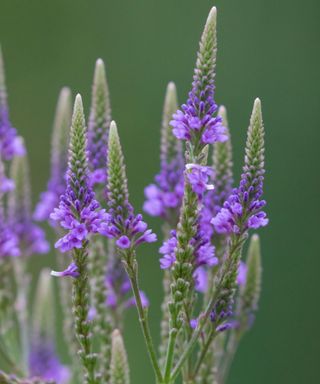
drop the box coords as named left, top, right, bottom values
left=88, top=58, right=112, bottom=186
left=9, top=151, right=49, bottom=256
left=0, top=45, right=25, bottom=160
left=170, top=7, right=226, bottom=147
left=212, top=98, right=268, bottom=234
left=50, top=94, right=108, bottom=252
left=144, top=82, right=184, bottom=225
left=34, top=87, right=72, bottom=222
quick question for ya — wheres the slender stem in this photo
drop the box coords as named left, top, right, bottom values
left=219, top=330, right=241, bottom=383
left=191, top=328, right=217, bottom=379
left=12, top=258, right=29, bottom=374
left=163, top=330, right=177, bottom=382
left=72, top=246, right=97, bottom=384
left=170, top=237, right=243, bottom=382
left=126, top=262, right=163, bottom=383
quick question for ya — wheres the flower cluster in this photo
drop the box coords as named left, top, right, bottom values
left=50, top=95, right=108, bottom=253
left=51, top=194, right=108, bottom=252
left=212, top=99, right=268, bottom=235
left=0, top=48, right=25, bottom=160
left=0, top=219, right=20, bottom=257
left=8, top=156, right=49, bottom=256
left=29, top=339, right=70, bottom=384
left=159, top=229, right=217, bottom=271
left=143, top=158, right=184, bottom=219
left=169, top=12, right=227, bottom=145
left=87, top=59, right=111, bottom=187
left=185, top=163, right=214, bottom=197
left=99, top=203, right=156, bottom=249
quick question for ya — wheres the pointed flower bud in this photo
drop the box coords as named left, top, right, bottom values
left=0, top=45, right=25, bottom=160
left=50, top=94, right=108, bottom=252
left=9, top=152, right=49, bottom=256
left=170, top=7, right=227, bottom=146
left=238, top=234, right=262, bottom=330
left=110, top=329, right=130, bottom=384
left=143, top=83, right=184, bottom=225
left=99, top=121, right=157, bottom=248
left=34, top=87, right=72, bottom=222
left=88, top=59, right=112, bottom=186
left=212, top=99, right=268, bottom=234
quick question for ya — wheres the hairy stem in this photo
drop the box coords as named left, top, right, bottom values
left=72, top=244, right=97, bottom=384
left=124, top=257, right=163, bottom=383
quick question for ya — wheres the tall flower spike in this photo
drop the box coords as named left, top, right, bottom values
left=9, top=151, right=49, bottom=256
left=170, top=7, right=227, bottom=147
left=212, top=98, right=268, bottom=234
left=99, top=121, right=156, bottom=248
left=50, top=94, right=108, bottom=253
left=144, top=82, right=184, bottom=226
left=110, top=330, right=130, bottom=384
left=0, top=45, right=25, bottom=160
left=29, top=269, right=70, bottom=383
left=34, top=87, right=72, bottom=222
left=88, top=58, right=112, bottom=187
left=51, top=94, right=104, bottom=383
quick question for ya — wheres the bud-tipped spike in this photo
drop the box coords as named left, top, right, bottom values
left=88, top=58, right=112, bottom=186
left=0, top=45, right=7, bottom=108
left=110, top=329, right=130, bottom=384
left=160, top=81, right=180, bottom=164
left=107, top=121, right=129, bottom=210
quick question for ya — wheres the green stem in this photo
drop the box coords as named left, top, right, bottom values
left=219, top=329, right=241, bottom=383
left=163, top=330, right=177, bottom=382
left=12, top=258, right=29, bottom=374
left=72, top=245, right=97, bottom=384
left=170, top=237, right=244, bottom=382
left=126, top=260, right=163, bottom=383
left=191, top=328, right=217, bottom=380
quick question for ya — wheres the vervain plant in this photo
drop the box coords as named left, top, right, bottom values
left=0, top=7, right=268, bottom=384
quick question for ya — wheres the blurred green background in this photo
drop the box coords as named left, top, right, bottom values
left=0, top=0, right=319, bottom=383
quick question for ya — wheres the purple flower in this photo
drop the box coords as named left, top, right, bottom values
left=51, top=262, right=80, bottom=278
left=0, top=175, right=14, bottom=193
left=185, top=164, right=214, bottom=197
left=193, top=266, right=208, bottom=293
left=29, top=338, right=70, bottom=384
left=116, top=235, right=131, bottom=249
left=237, top=261, right=247, bottom=286
left=50, top=163, right=109, bottom=253
left=159, top=230, right=217, bottom=272
left=143, top=158, right=184, bottom=221
left=211, top=98, right=268, bottom=235
left=0, top=108, right=25, bottom=161
left=169, top=29, right=227, bottom=146
left=99, top=204, right=157, bottom=249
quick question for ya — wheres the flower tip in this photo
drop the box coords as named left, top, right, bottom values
left=96, top=57, right=104, bottom=67
left=206, top=6, right=217, bottom=26
left=74, top=93, right=83, bottom=110
left=109, top=120, right=118, bottom=136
